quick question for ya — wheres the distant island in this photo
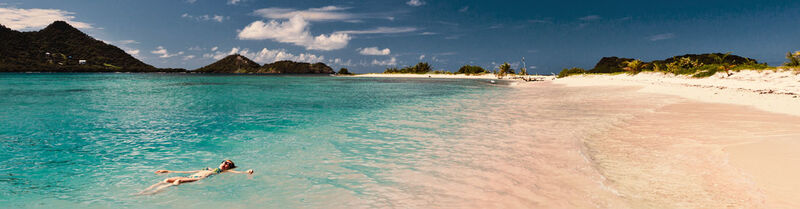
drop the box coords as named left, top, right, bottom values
left=0, top=21, right=334, bottom=74
left=0, top=21, right=182, bottom=72
left=194, top=54, right=334, bottom=74
left=557, top=53, right=773, bottom=78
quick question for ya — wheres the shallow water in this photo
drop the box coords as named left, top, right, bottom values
left=4, top=73, right=762, bottom=208
left=0, top=73, right=516, bottom=208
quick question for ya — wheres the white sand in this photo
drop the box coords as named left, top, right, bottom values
left=549, top=69, right=800, bottom=208
left=351, top=73, right=553, bottom=81
left=352, top=73, right=497, bottom=79
left=349, top=70, right=800, bottom=207
left=553, top=69, right=800, bottom=116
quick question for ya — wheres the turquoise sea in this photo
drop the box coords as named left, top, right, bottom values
left=0, top=73, right=513, bottom=208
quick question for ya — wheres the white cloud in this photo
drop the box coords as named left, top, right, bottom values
left=237, top=16, right=350, bottom=51
left=358, top=47, right=391, bottom=56
left=186, top=0, right=197, bottom=3
left=210, top=46, right=218, bottom=51
left=188, top=46, right=203, bottom=51
left=228, top=0, right=242, bottom=5
left=648, top=33, right=675, bottom=41
left=117, top=40, right=138, bottom=45
left=406, top=0, right=425, bottom=7
left=253, top=6, right=355, bottom=22
left=181, top=13, right=227, bottom=22
left=150, top=46, right=183, bottom=58
left=579, top=15, right=601, bottom=21
left=459, top=6, right=469, bottom=12
left=183, top=55, right=196, bottom=60
left=372, top=57, right=397, bottom=66
left=336, top=27, right=417, bottom=34
left=0, top=7, right=93, bottom=30
left=331, top=58, right=353, bottom=66
left=126, top=49, right=140, bottom=56
left=419, top=54, right=425, bottom=60
left=203, top=47, right=325, bottom=64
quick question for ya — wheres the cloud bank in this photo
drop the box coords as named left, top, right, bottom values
left=0, top=7, right=92, bottom=30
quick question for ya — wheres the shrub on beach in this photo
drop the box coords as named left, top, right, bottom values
left=622, top=59, right=646, bottom=74
left=497, top=63, right=515, bottom=78
left=557, top=67, right=587, bottom=78
left=457, top=65, right=487, bottom=74
left=337, top=68, right=352, bottom=75
left=383, top=62, right=432, bottom=74
left=785, top=51, right=800, bottom=67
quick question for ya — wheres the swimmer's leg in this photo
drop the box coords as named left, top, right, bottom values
left=138, top=181, right=169, bottom=195
left=171, top=177, right=199, bottom=185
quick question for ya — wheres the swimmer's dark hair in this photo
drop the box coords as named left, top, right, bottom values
left=223, top=160, right=237, bottom=169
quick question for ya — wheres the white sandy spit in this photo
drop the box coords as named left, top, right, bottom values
left=352, top=73, right=499, bottom=79
left=553, top=69, right=800, bottom=116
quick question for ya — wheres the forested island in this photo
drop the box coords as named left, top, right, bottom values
left=194, top=54, right=334, bottom=74
left=0, top=21, right=182, bottom=72
left=0, top=21, right=335, bottom=74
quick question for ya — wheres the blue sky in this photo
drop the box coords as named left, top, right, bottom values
left=1, top=0, right=799, bottom=73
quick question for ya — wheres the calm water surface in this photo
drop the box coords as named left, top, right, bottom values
left=0, top=73, right=509, bottom=208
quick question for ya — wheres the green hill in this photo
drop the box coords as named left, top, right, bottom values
left=0, top=21, right=182, bottom=72
left=259, top=61, right=334, bottom=74
left=194, top=55, right=334, bottom=74
left=194, top=54, right=261, bottom=73
left=589, top=53, right=760, bottom=74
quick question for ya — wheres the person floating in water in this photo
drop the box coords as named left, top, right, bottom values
left=138, top=160, right=253, bottom=195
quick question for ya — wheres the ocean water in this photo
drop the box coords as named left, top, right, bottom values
left=0, top=73, right=515, bottom=208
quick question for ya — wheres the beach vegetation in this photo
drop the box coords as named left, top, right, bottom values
left=431, top=70, right=454, bottom=74
left=732, top=62, right=772, bottom=71
left=557, top=67, right=587, bottom=78
left=383, top=62, right=432, bottom=74
left=622, top=59, right=646, bottom=74
left=784, top=51, right=800, bottom=67
left=337, top=68, right=352, bottom=75
left=457, top=65, right=487, bottom=74
left=497, top=63, right=514, bottom=78
left=710, top=52, right=736, bottom=76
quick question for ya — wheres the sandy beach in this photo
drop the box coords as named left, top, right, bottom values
left=362, top=71, right=800, bottom=208
left=552, top=70, right=800, bottom=208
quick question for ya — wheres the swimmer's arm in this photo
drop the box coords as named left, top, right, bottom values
left=154, top=170, right=202, bottom=174
left=226, top=169, right=254, bottom=174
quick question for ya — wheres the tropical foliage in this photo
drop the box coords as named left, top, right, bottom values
left=785, top=51, right=800, bottom=67
left=559, top=52, right=777, bottom=78
left=457, top=65, right=487, bottom=74
left=557, top=67, right=587, bottom=78
left=497, top=62, right=514, bottom=78
left=383, top=62, right=432, bottom=74
left=622, top=59, right=646, bottom=74
left=337, top=68, right=352, bottom=75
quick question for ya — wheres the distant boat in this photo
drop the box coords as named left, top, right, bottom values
left=489, top=80, right=496, bottom=84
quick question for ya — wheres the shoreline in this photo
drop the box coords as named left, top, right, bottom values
left=535, top=70, right=800, bottom=207
left=552, top=70, right=800, bottom=116
left=351, top=73, right=554, bottom=80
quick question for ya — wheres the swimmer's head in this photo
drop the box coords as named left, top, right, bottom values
left=219, top=160, right=237, bottom=170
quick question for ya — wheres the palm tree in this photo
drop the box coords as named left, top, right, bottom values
left=712, top=52, right=735, bottom=76
left=498, top=62, right=511, bottom=78
left=785, top=51, right=800, bottom=67
left=622, top=59, right=645, bottom=74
